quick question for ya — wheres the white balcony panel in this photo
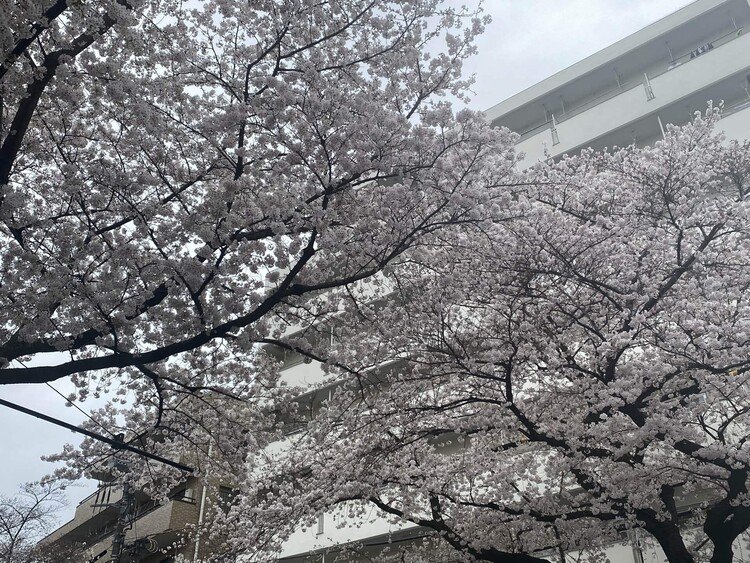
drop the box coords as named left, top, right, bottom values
left=279, top=360, right=330, bottom=390
left=515, top=129, right=555, bottom=168
left=717, top=102, right=750, bottom=141
left=279, top=504, right=416, bottom=559
left=484, top=0, right=737, bottom=124
left=516, top=31, right=750, bottom=167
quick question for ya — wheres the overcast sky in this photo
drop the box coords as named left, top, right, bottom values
left=0, top=0, right=693, bottom=527
left=467, top=0, right=694, bottom=112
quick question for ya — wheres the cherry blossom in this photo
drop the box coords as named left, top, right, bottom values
left=1, top=0, right=514, bottom=492
left=240, top=112, right=750, bottom=563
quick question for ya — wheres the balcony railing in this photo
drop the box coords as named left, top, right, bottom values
left=514, top=26, right=746, bottom=143
left=721, top=97, right=750, bottom=118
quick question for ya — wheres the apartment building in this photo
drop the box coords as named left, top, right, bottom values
left=39, top=475, right=236, bottom=562
left=486, top=0, right=750, bottom=169
left=43, top=0, right=750, bottom=561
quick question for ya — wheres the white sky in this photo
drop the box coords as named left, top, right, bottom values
left=467, top=0, right=694, bottom=112
left=0, top=0, right=693, bottom=527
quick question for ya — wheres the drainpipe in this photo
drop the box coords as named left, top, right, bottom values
left=192, top=442, right=213, bottom=562
left=550, top=114, right=560, bottom=146
left=643, top=73, right=655, bottom=101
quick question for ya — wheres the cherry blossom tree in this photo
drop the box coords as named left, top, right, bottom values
left=0, top=481, right=70, bottom=563
left=235, top=112, right=750, bottom=563
left=0, top=0, right=519, bottom=485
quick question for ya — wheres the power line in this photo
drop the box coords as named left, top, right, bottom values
left=0, top=397, right=193, bottom=473
left=17, top=356, right=118, bottom=439
left=44, top=381, right=117, bottom=438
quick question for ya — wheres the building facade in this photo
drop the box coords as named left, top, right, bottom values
left=39, top=476, right=228, bottom=562
left=486, top=0, right=750, bottom=168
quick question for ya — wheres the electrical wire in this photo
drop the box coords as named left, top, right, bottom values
left=0, top=397, right=193, bottom=473
left=44, top=381, right=118, bottom=438
left=14, top=357, right=118, bottom=438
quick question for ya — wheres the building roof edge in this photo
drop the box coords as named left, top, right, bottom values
left=483, top=0, right=732, bottom=122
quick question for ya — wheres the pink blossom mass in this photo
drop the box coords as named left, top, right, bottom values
left=2, top=1, right=749, bottom=562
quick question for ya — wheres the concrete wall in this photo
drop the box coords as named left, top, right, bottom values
left=515, top=30, right=750, bottom=167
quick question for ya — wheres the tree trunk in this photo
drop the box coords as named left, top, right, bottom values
left=709, top=542, right=734, bottom=563
left=703, top=470, right=750, bottom=563
left=644, top=523, right=695, bottom=563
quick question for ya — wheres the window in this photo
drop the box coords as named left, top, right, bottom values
left=265, top=344, right=305, bottom=370
left=171, top=488, right=197, bottom=503
left=282, top=348, right=305, bottom=368
left=218, top=486, right=238, bottom=512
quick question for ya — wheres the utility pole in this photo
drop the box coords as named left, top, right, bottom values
left=109, top=434, right=136, bottom=563
left=109, top=480, right=135, bottom=563
left=628, top=529, right=645, bottom=563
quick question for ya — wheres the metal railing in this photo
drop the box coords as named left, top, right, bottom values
left=722, top=97, right=750, bottom=118
left=652, top=27, right=744, bottom=79
left=514, top=26, right=747, bottom=143
left=79, top=498, right=178, bottom=549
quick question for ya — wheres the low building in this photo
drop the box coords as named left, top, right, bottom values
left=39, top=477, right=226, bottom=562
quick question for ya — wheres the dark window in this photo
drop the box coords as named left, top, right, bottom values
left=218, top=486, right=238, bottom=511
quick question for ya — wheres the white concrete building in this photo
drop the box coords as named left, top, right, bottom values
left=277, top=0, right=750, bottom=561
left=486, top=0, right=750, bottom=168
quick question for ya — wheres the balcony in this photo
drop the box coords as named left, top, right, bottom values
left=278, top=502, right=419, bottom=560
left=514, top=27, right=750, bottom=166
left=65, top=496, right=199, bottom=562
left=279, top=359, right=329, bottom=388
left=716, top=98, right=750, bottom=139
left=40, top=484, right=123, bottom=545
